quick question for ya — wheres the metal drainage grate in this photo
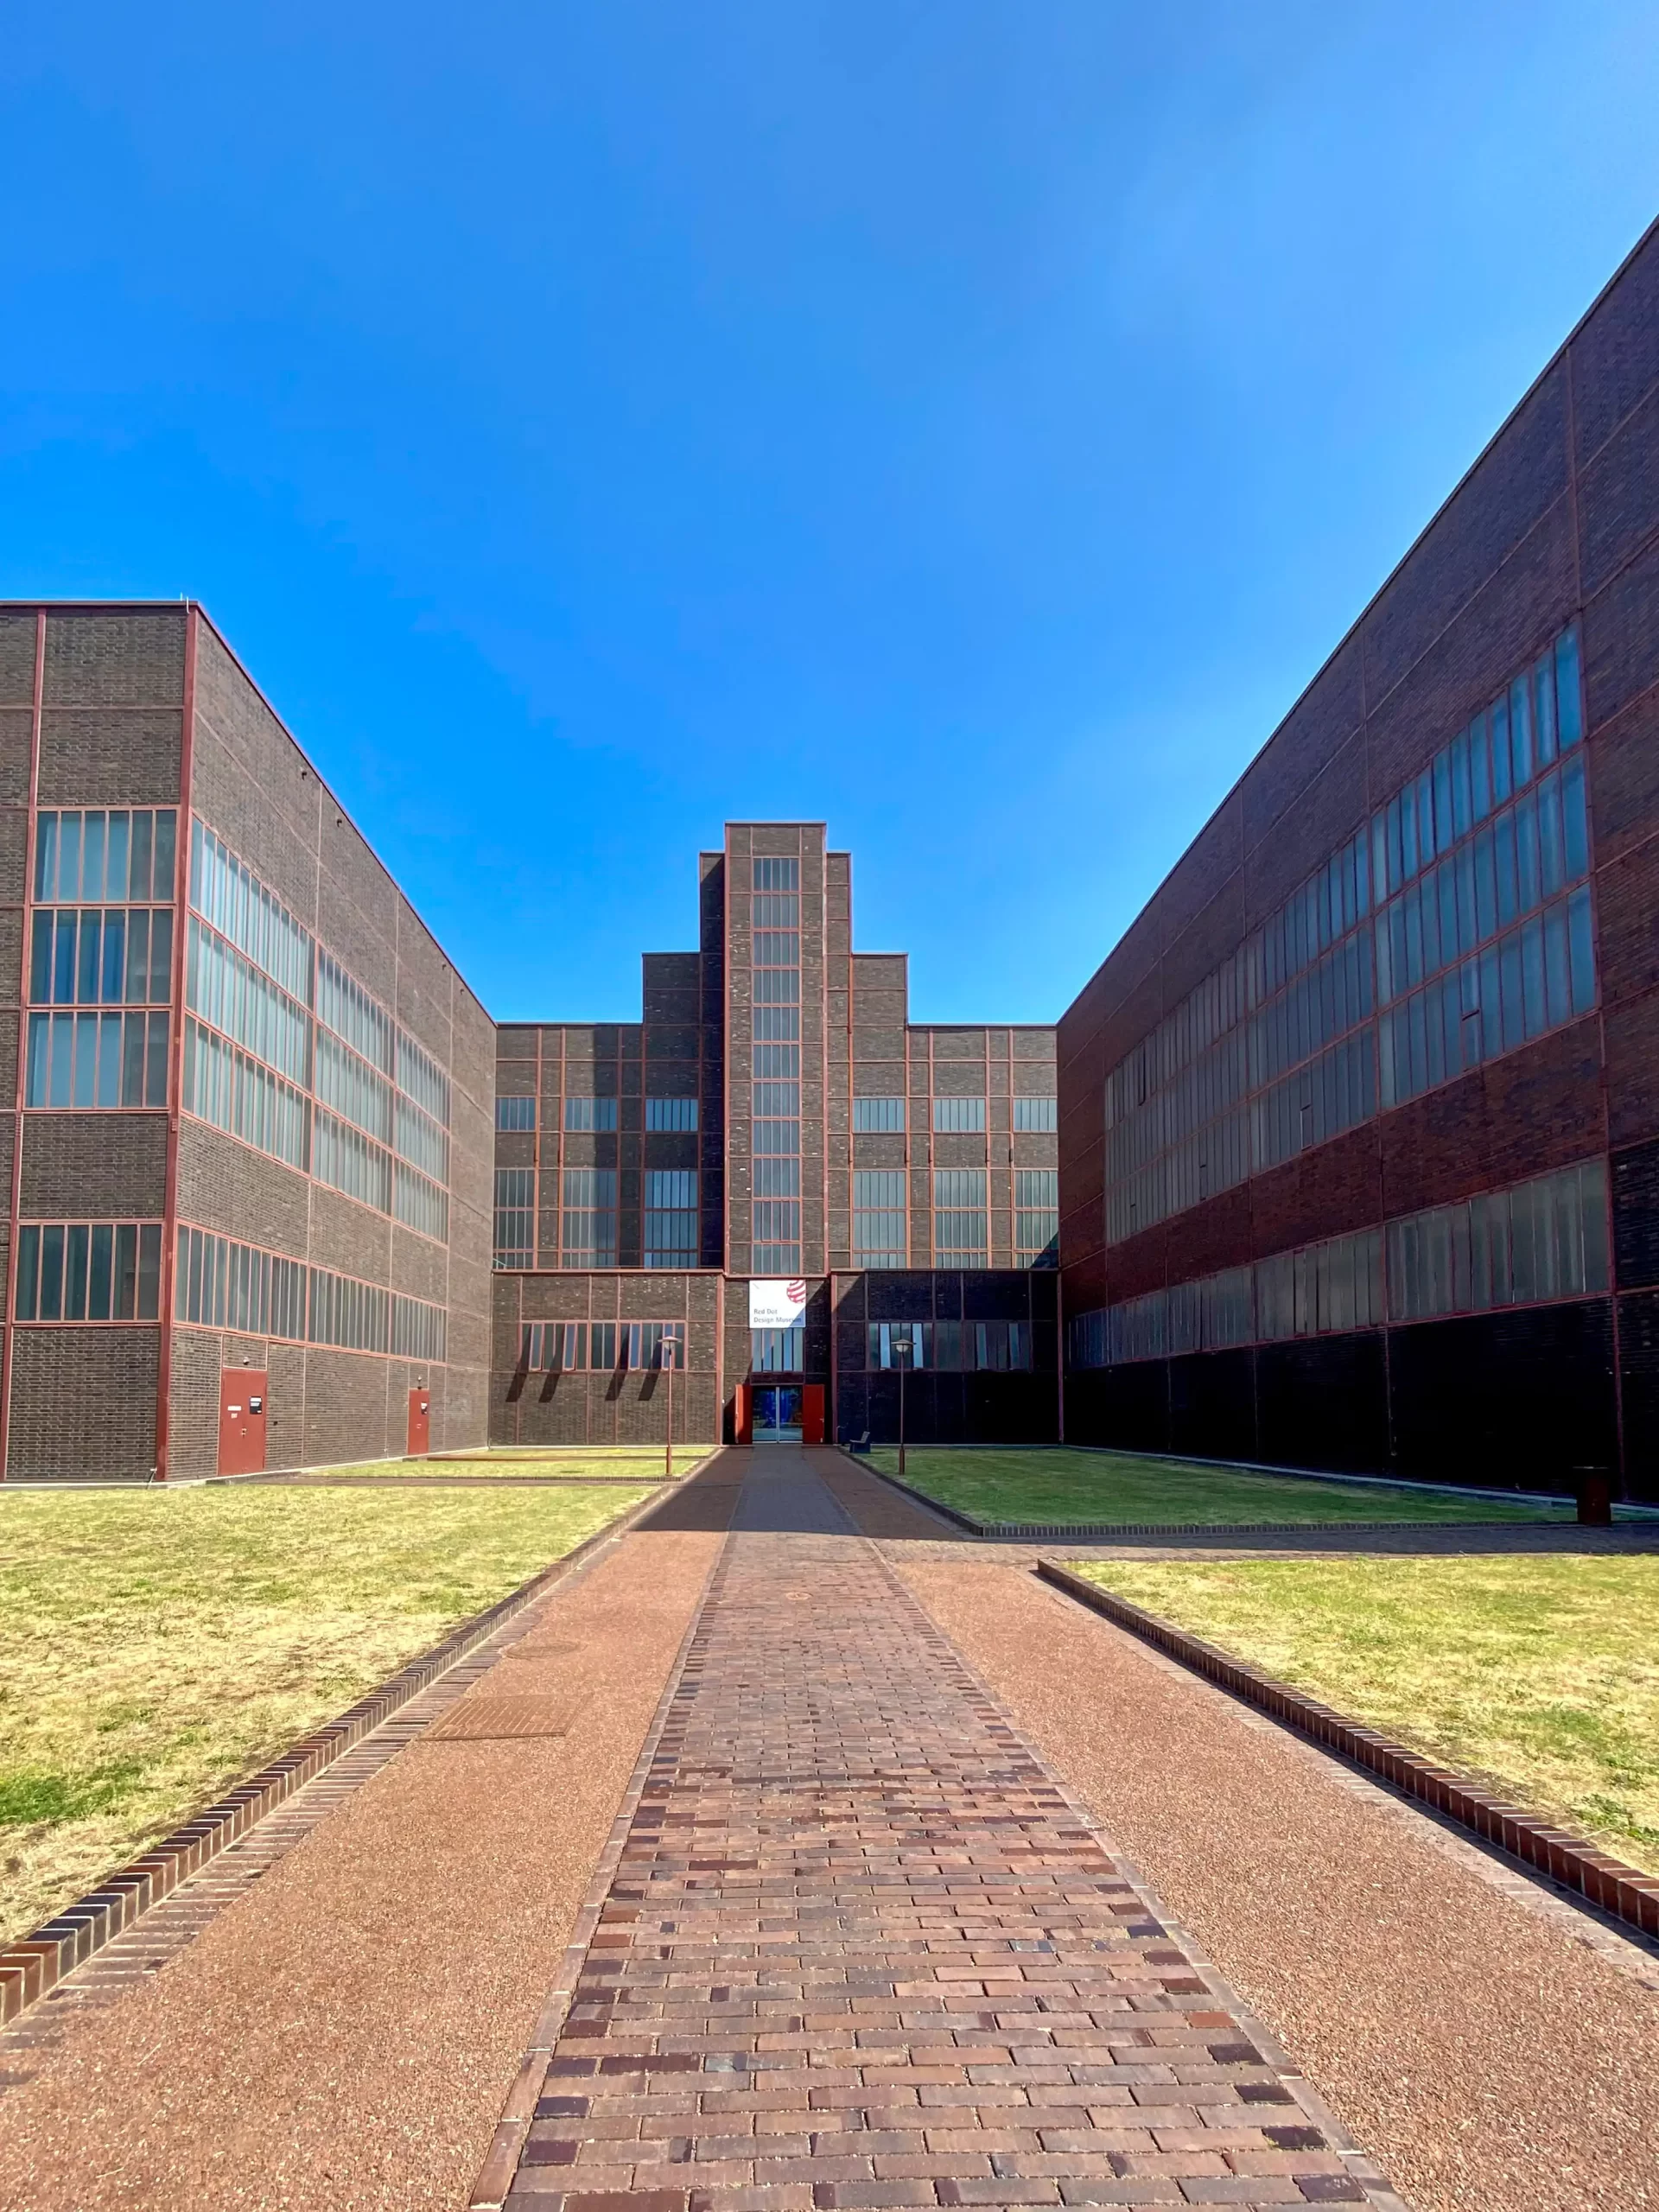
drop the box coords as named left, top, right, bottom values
left=426, top=1695, right=572, bottom=1741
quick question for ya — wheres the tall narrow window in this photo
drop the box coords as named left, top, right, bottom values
left=853, top=1170, right=906, bottom=1268
left=1014, top=1168, right=1058, bottom=1268
left=933, top=1168, right=988, bottom=1265
left=562, top=1167, right=618, bottom=1268
left=751, top=860, right=802, bottom=1273
left=645, top=1170, right=699, bottom=1267
left=493, top=1168, right=535, bottom=1268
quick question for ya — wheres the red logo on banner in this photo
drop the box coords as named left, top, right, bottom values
left=788, top=1280, right=807, bottom=1304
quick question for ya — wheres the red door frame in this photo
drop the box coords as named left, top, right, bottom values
left=407, top=1387, right=431, bottom=1457
left=218, top=1370, right=268, bottom=1477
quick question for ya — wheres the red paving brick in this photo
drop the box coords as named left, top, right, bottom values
left=483, top=1454, right=1401, bottom=2212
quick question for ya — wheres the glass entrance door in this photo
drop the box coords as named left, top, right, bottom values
left=753, top=1386, right=803, bottom=1442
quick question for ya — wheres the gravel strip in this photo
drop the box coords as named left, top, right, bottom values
left=0, top=1522, right=724, bottom=2211
left=887, top=1548, right=1659, bottom=2212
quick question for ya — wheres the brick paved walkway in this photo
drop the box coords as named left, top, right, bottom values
left=483, top=1452, right=1401, bottom=2210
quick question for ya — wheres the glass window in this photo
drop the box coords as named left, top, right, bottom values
left=36, top=809, right=177, bottom=902
left=15, top=1220, right=162, bottom=1321
left=752, top=857, right=799, bottom=891
left=493, top=1166, right=536, bottom=1268
left=496, top=1095, right=536, bottom=1131
left=753, top=1006, right=800, bottom=1041
left=564, top=1096, right=619, bottom=1131
left=626, top=1320, right=686, bottom=1369
left=191, top=820, right=312, bottom=1004
left=933, top=1167, right=987, bottom=1261
left=853, top=1096, right=905, bottom=1132
left=645, top=1096, right=697, bottom=1130
left=853, top=1169, right=906, bottom=1268
left=1013, top=1096, right=1056, bottom=1131
left=753, top=1119, right=800, bottom=1154
left=932, top=1096, right=986, bottom=1132
left=645, top=1167, right=699, bottom=1268
left=561, top=1167, right=617, bottom=1268
left=1102, top=626, right=1585, bottom=1252
left=751, top=1325, right=804, bottom=1371
left=26, top=1009, right=169, bottom=1109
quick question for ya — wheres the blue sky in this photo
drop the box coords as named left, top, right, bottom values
left=2, top=3, right=1656, bottom=1024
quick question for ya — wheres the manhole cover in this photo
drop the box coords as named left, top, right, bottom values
left=427, top=1695, right=571, bottom=1741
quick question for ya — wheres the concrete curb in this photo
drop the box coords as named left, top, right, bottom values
left=0, top=1477, right=677, bottom=2026
left=1036, top=1556, right=1659, bottom=1945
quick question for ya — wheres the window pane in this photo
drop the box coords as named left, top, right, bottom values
left=64, top=1224, right=90, bottom=1319
left=130, top=810, right=154, bottom=900
left=82, top=814, right=106, bottom=902
left=146, top=1014, right=169, bottom=1104
left=153, top=810, right=177, bottom=899
left=15, top=1224, right=39, bottom=1319
left=134, top=1223, right=160, bottom=1321
left=39, top=1224, right=65, bottom=1319
left=97, top=1011, right=123, bottom=1107
left=116, top=1224, right=139, bottom=1318
left=852, top=1096, right=904, bottom=1131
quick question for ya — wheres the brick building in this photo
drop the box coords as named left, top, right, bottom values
left=492, top=822, right=1060, bottom=1450
left=0, top=605, right=494, bottom=1481
left=12, top=217, right=1659, bottom=1492
left=1058, top=217, right=1659, bottom=1503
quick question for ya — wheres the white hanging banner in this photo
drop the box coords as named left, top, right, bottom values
left=749, top=1278, right=808, bottom=1329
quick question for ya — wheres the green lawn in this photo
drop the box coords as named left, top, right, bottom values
left=1074, top=1555, right=1659, bottom=1875
left=871, top=1445, right=1575, bottom=1526
left=335, top=1445, right=717, bottom=1478
left=0, top=1481, right=652, bottom=1945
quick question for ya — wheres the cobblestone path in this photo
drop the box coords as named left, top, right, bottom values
left=485, top=1453, right=1402, bottom=2211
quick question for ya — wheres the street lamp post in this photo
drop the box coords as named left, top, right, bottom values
left=891, top=1332, right=912, bottom=1482
left=662, top=1330, right=678, bottom=1480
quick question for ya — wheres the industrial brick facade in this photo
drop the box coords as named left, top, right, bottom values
left=0, top=605, right=493, bottom=1481
left=1058, top=216, right=1659, bottom=1502
left=492, top=822, right=1060, bottom=1447
left=13, top=218, right=1659, bottom=1492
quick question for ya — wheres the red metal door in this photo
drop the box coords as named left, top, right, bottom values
left=802, top=1384, right=825, bottom=1446
left=407, top=1387, right=431, bottom=1457
left=734, top=1384, right=753, bottom=1446
left=218, top=1371, right=268, bottom=1477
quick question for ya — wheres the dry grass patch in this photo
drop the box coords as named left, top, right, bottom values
left=332, top=1446, right=718, bottom=1478
left=1075, top=1554, right=1659, bottom=1873
left=0, top=1482, right=652, bottom=1944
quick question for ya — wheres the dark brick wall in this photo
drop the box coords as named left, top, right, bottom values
left=830, top=1269, right=1060, bottom=1446
left=492, top=1269, right=723, bottom=1446
left=22, top=1115, right=168, bottom=1218
left=162, top=613, right=493, bottom=1476
left=1058, top=214, right=1659, bottom=1496
left=10, top=1327, right=162, bottom=1481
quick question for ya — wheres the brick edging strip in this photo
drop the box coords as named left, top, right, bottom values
left=0, top=1478, right=677, bottom=2027
left=1036, top=1557, right=1659, bottom=1944
left=467, top=1525, right=729, bottom=2209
